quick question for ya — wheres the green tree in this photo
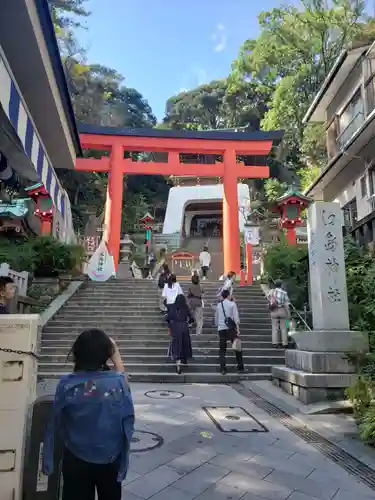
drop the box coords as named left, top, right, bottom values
left=48, top=1, right=166, bottom=233
left=48, top=0, right=90, bottom=28
left=232, top=0, right=373, bottom=179
left=164, top=79, right=269, bottom=131
left=264, top=178, right=288, bottom=202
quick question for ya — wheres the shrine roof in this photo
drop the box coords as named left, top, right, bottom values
left=276, top=187, right=312, bottom=204
left=79, top=124, right=284, bottom=144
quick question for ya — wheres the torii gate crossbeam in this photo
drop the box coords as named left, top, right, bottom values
left=75, top=125, right=284, bottom=274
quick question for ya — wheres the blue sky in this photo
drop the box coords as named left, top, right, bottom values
left=76, top=0, right=300, bottom=120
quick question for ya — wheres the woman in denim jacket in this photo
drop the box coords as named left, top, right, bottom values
left=42, top=329, right=134, bottom=500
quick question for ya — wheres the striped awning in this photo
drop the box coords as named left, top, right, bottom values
left=0, top=50, right=66, bottom=218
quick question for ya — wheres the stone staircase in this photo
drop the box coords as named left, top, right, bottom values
left=38, top=280, right=285, bottom=383
left=169, top=236, right=224, bottom=281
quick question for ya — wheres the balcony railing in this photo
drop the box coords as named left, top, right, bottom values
left=336, top=110, right=365, bottom=150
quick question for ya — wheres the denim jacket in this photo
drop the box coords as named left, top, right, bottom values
left=42, top=371, right=134, bottom=481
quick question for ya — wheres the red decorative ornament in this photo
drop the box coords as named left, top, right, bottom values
left=25, top=183, right=53, bottom=235
left=272, top=188, right=312, bottom=245
left=140, top=212, right=155, bottom=230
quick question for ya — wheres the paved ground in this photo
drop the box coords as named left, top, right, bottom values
left=122, top=383, right=375, bottom=500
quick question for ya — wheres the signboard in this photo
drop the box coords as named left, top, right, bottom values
left=244, top=226, right=260, bottom=245
left=86, top=240, right=115, bottom=281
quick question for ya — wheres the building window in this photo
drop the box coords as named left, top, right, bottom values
left=337, top=90, right=365, bottom=150
left=361, top=176, right=367, bottom=197
left=343, top=198, right=358, bottom=228
left=369, top=169, right=375, bottom=196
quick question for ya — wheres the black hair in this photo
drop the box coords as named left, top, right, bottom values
left=167, top=273, right=177, bottom=288
left=0, top=276, right=14, bottom=291
left=203, top=246, right=208, bottom=251
left=162, top=263, right=170, bottom=274
left=221, top=289, right=230, bottom=300
left=227, top=271, right=236, bottom=278
left=175, top=294, right=189, bottom=314
left=70, top=329, right=114, bottom=372
left=275, top=279, right=283, bottom=288
left=191, top=274, right=200, bottom=285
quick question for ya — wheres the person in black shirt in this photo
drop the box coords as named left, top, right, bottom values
left=0, top=276, right=15, bottom=313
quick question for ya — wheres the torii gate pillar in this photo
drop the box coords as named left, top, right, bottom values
left=223, top=150, right=241, bottom=273
left=104, top=144, right=124, bottom=268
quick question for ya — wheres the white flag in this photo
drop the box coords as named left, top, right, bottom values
left=86, top=239, right=115, bottom=282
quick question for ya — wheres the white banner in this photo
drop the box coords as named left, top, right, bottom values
left=244, top=226, right=260, bottom=245
left=86, top=239, right=115, bottom=281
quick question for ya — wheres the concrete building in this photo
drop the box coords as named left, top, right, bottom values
left=163, top=177, right=251, bottom=237
left=0, top=0, right=81, bottom=242
left=303, top=42, right=375, bottom=246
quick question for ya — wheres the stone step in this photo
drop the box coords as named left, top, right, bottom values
left=54, top=310, right=271, bottom=318
left=42, top=327, right=272, bottom=336
left=62, top=300, right=268, bottom=308
left=42, top=336, right=276, bottom=348
left=69, top=286, right=264, bottom=292
left=74, top=289, right=266, bottom=297
left=47, top=318, right=271, bottom=327
left=37, top=362, right=275, bottom=374
left=38, top=372, right=271, bottom=383
left=73, top=283, right=264, bottom=297
left=42, top=330, right=271, bottom=345
left=39, top=346, right=283, bottom=357
left=76, top=284, right=263, bottom=290
left=38, top=354, right=285, bottom=365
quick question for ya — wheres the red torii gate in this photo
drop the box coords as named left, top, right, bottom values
left=75, top=126, right=283, bottom=274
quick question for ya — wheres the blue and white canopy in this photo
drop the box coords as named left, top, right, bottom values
left=0, top=52, right=66, bottom=218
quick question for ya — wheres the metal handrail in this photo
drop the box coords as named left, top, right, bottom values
left=267, top=276, right=312, bottom=331
left=336, top=110, right=364, bottom=149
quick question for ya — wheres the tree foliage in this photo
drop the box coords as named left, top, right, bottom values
left=49, top=1, right=166, bottom=233
left=232, top=0, right=373, bottom=176
left=161, top=1, right=375, bottom=198
left=234, top=1, right=374, bottom=192
left=164, top=79, right=269, bottom=131
left=48, top=0, right=90, bottom=28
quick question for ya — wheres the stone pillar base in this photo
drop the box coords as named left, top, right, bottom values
left=117, top=261, right=132, bottom=279
left=0, top=315, right=40, bottom=500
left=271, top=330, right=368, bottom=404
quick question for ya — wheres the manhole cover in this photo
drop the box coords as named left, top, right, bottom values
left=131, top=430, right=163, bottom=452
left=203, top=406, right=268, bottom=433
left=145, top=390, right=184, bottom=400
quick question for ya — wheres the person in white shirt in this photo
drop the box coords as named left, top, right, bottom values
left=216, top=271, right=236, bottom=300
left=162, top=274, right=184, bottom=311
left=199, top=246, right=211, bottom=281
left=215, top=289, right=245, bottom=375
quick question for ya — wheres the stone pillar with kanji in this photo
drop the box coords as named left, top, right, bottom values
left=272, top=202, right=368, bottom=404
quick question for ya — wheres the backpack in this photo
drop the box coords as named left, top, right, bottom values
left=188, top=286, right=202, bottom=309
left=221, top=301, right=237, bottom=332
left=158, top=273, right=167, bottom=289
left=268, top=290, right=278, bottom=311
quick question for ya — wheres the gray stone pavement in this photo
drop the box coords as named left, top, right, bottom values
left=122, top=383, right=375, bottom=500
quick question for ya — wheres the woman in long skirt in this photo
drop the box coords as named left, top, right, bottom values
left=167, top=294, right=193, bottom=374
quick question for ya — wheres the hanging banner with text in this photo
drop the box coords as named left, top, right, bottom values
left=86, top=240, right=115, bottom=281
left=244, top=226, right=260, bottom=245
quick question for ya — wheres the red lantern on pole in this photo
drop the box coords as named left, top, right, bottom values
left=272, top=188, right=312, bottom=245
left=140, top=212, right=155, bottom=249
left=25, top=183, right=53, bottom=236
